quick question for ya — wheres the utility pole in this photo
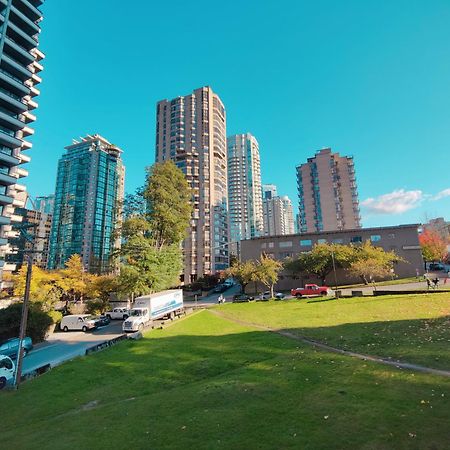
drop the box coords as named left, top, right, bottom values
left=331, top=250, right=338, bottom=293
left=14, top=251, right=33, bottom=388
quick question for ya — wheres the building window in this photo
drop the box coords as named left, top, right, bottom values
left=279, top=252, right=293, bottom=259
left=370, top=235, right=381, bottom=243
left=261, top=243, right=267, bottom=249
left=388, top=233, right=395, bottom=239
left=350, top=236, right=362, bottom=243
left=268, top=242, right=274, bottom=248
left=300, top=239, right=312, bottom=247
left=318, top=239, right=327, bottom=244
left=332, top=238, right=344, bottom=244
left=279, top=241, right=293, bottom=248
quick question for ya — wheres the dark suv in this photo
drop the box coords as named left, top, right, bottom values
left=232, top=294, right=254, bottom=303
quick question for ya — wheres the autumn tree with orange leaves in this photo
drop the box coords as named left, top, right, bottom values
left=419, top=229, right=448, bottom=263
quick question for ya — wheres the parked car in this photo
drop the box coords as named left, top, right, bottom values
left=232, top=294, right=254, bottom=303
left=0, top=337, right=33, bottom=359
left=60, top=315, right=97, bottom=332
left=105, top=307, right=130, bottom=320
left=429, top=263, right=445, bottom=271
left=258, top=291, right=285, bottom=300
left=291, top=284, right=330, bottom=298
left=0, top=355, right=15, bottom=390
left=93, top=315, right=110, bottom=327
left=213, top=284, right=228, bottom=293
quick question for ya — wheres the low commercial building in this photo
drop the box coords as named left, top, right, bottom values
left=240, top=224, right=423, bottom=289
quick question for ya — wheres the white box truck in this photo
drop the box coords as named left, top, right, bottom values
left=122, top=289, right=183, bottom=333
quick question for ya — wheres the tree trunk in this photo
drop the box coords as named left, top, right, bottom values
left=270, top=284, right=274, bottom=299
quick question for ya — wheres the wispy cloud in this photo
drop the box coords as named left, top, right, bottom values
left=361, top=189, right=424, bottom=215
left=432, top=188, right=450, bottom=201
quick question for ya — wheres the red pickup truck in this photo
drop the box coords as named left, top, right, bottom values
left=291, top=284, right=329, bottom=298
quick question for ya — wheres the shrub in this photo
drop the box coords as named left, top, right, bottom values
left=0, top=303, right=58, bottom=343
left=86, top=299, right=109, bottom=315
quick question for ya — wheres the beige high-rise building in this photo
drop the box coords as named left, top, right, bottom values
left=296, top=148, right=360, bottom=233
left=156, top=86, right=228, bottom=283
left=227, top=133, right=263, bottom=245
left=262, top=185, right=295, bottom=236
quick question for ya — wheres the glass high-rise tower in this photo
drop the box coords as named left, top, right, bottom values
left=48, top=135, right=125, bottom=273
left=0, top=0, right=45, bottom=279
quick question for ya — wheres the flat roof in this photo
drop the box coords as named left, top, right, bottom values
left=242, top=224, right=420, bottom=242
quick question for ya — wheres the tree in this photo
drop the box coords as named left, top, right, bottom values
left=57, top=254, right=89, bottom=302
left=86, top=275, right=118, bottom=312
left=285, top=243, right=355, bottom=284
left=225, top=260, right=257, bottom=293
left=254, top=255, right=283, bottom=298
left=116, top=162, right=192, bottom=298
left=348, top=240, right=403, bottom=289
left=144, top=161, right=192, bottom=248
left=419, top=229, right=447, bottom=263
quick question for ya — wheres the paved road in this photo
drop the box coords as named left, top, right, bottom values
left=184, top=284, right=242, bottom=307
left=22, top=321, right=125, bottom=375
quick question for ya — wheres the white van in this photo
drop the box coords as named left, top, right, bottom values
left=60, top=315, right=97, bottom=332
left=0, top=354, right=15, bottom=389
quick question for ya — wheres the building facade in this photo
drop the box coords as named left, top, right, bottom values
left=34, top=194, right=54, bottom=214
left=6, top=206, right=52, bottom=270
left=262, top=184, right=295, bottom=236
left=296, top=148, right=360, bottom=233
left=240, top=224, right=423, bottom=288
left=156, top=86, right=228, bottom=282
left=0, top=0, right=45, bottom=280
left=48, top=135, right=125, bottom=273
left=227, top=133, right=263, bottom=246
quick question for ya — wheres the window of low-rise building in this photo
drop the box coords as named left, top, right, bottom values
left=318, top=239, right=327, bottom=244
left=300, top=239, right=312, bottom=247
left=332, top=238, right=343, bottom=244
left=261, top=243, right=267, bottom=249
left=279, top=241, right=293, bottom=248
left=268, top=242, right=274, bottom=248
left=370, top=235, right=381, bottom=243
left=350, top=236, right=362, bottom=243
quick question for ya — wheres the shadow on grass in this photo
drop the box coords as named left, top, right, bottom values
left=2, top=310, right=450, bottom=450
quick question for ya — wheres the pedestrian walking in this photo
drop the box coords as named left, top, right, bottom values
left=426, top=278, right=431, bottom=290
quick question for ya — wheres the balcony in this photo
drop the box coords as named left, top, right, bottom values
left=0, top=128, right=22, bottom=148
left=0, top=109, right=25, bottom=131
left=0, top=88, right=27, bottom=114
left=0, top=150, right=20, bottom=166
left=12, top=196, right=25, bottom=207
left=0, top=193, right=13, bottom=205
left=13, top=0, right=42, bottom=22
left=4, top=37, right=34, bottom=66
left=22, top=110, right=35, bottom=123
left=21, top=139, right=31, bottom=150
left=10, top=5, right=41, bottom=36
left=14, top=182, right=26, bottom=191
left=0, top=238, right=8, bottom=246
left=18, top=151, right=30, bottom=163
left=1, top=54, right=32, bottom=81
left=22, top=125, right=33, bottom=137
left=0, top=171, right=17, bottom=186
left=12, top=166, right=28, bottom=177
left=0, top=68, right=30, bottom=97
left=6, top=20, right=37, bottom=51
left=29, top=85, right=40, bottom=96
left=0, top=216, right=11, bottom=226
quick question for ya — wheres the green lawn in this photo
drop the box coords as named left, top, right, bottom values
left=217, top=293, right=450, bottom=370
left=2, top=306, right=450, bottom=449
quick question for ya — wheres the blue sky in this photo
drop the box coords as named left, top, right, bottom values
left=28, top=0, right=450, bottom=227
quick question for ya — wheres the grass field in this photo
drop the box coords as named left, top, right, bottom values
left=218, top=293, right=450, bottom=370
left=2, top=296, right=450, bottom=449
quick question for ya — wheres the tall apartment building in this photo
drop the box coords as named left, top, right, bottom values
left=48, top=135, right=125, bottom=274
left=0, top=0, right=45, bottom=279
left=262, top=184, right=295, bottom=236
left=227, top=133, right=263, bottom=246
left=6, top=206, right=52, bottom=270
left=156, top=86, right=228, bottom=283
left=296, top=148, right=360, bottom=233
